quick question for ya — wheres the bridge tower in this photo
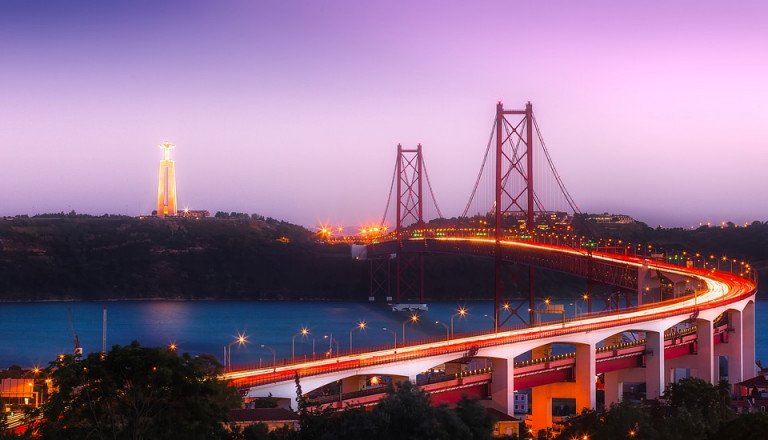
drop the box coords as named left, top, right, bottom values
left=494, top=101, right=535, bottom=329
left=395, top=143, right=425, bottom=305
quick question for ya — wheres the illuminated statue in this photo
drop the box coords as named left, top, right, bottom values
left=157, top=142, right=177, bottom=217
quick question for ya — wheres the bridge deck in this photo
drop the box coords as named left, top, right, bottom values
left=224, top=239, right=756, bottom=390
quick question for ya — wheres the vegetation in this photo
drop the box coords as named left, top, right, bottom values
left=6, top=357, right=768, bottom=440
left=30, top=342, right=241, bottom=440
left=555, top=378, right=763, bottom=440
left=290, top=380, right=498, bottom=440
left=0, top=213, right=766, bottom=302
left=0, top=215, right=364, bottom=301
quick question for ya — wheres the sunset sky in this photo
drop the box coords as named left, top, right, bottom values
left=1, top=0, right=766, bottom=229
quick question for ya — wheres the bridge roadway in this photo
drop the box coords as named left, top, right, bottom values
left=224, top=237, right=757, bottom=431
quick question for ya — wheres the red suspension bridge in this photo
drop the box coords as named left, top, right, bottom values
left=229, top=101, right=758, bottom=431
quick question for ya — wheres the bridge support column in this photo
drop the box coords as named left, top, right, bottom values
left=692, top=318, right=714, bottom=383
left=645, top=331, right=664, bottom=399
left=723, top=310, right=743, bottom=386
left=575, top=343, right=596, bottom=412
left=341, top=376, right=363, bottom=394
left=637, top=264, right=652, bottom=306
left=604, top=368, right=646, bottom=406
left=742, top=301, right=756, bottom=380
left=490, top=357, right=515, bottom=415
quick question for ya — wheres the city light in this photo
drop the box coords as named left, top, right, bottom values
left=226, top=332, right=248, bottom=371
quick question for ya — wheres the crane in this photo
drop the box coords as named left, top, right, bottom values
left=67, top=308, right=83, bottom=358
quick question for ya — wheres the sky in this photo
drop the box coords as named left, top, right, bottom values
left=1, top=0, right=766, bottom=229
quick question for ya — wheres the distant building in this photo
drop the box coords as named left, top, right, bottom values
left=513, top=391, right=529, bottom=414
left=733, top=371, right=768, bottom=413
left=228, top=408, right=300, bottom=432
left=584, top=212, right=635, bottom=224
left=0, top=379, right=37, bottom=407
left=486, top=408, right=522, bottom=438
left=157, top=142, right=178, bottom=218
left=179, top=209, right=210, bottom=219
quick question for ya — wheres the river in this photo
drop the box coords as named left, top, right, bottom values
left=1, top=299, right=765, bottom=370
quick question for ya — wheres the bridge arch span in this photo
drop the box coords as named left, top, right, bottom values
left=229, top=238, right=756, bottom=432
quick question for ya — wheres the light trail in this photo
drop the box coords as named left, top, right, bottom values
left=223, top=238, right=755, bottom=386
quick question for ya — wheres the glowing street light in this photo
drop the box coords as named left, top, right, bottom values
left=402, top=313, right=419, bottom=344
left=350, top=321, right=366, bottom=350
left=292, top=327, right=310, bottom=363
left=451, top=307, right=468, bottom=338
left=226, top=333, right=247, bottom=371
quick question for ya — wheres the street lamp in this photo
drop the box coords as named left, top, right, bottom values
left=292, top=327, right=309, bottom=363
left=260, top=344, right=276, bottom=372
left=435, top=321, right=449, bottom=341
left=322, top=334, right=340, bottom=358
left=382, top=328, right=397, bottom=350
left=402, top=313, right=419, bottom=344
left=226, top=333, right=247, bottom=371
left=451, top=307, right=468, bottom=338
left=350, top=321, right=366, bottom=350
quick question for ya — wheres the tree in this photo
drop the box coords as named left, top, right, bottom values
left=662, top=377, right=731, bottom=438
left=35, top=341, right=241, bottom=440
left=715, top=412, right=768, bottom=440
left=455, top=395, right=496, bottom=440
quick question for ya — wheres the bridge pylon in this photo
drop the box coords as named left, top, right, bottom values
left=494, top=101, right=536, bottom=329
left=395, top=143, right=425, bottom=305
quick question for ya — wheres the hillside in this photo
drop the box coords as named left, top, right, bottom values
left=0, top=214, right=763, bottom=302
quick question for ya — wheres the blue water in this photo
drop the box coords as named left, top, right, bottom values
left=0, top=299, right=765, bottom=369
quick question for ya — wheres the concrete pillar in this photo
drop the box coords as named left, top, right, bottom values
left=645, top=331, right=664, bottom=399
left=742, top=301, right=756, bottom=380
left=531, top=383, right=576, bottom=431
left=725, top=309, right=743, bottom=385
left=341, top=376, right=362, bottom=393
left=491, top=357, right=515, bottom=415
left=531, top=384, right=555, bottom=431
left=638, top=264, right=652, bottom=306
left=604, top=368, right=647, bottom=406
left=575, top=343, right=596, bottom=411
left=692, top=319, right=714, bottom=383
left=604, top=370, right=623, bottom=407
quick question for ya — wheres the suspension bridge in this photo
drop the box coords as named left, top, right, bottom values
left=224, top=101, right=758, bottom=431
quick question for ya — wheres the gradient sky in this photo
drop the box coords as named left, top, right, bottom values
left=1, top=0, right=766, bottom=229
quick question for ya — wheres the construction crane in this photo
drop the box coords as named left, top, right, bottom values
left=67, top=308, right=83, bottom=358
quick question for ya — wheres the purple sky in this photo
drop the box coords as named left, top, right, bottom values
left=1, top=1, right=766, bottom=229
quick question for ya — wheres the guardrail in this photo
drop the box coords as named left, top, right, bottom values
left=340, top=228, right=757, bottom=281
left=228, top=240, right=756, bottom=388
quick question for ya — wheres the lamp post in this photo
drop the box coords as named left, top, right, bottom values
left=260, top=344, right=276, bottom=372
left=323, top=334, right=340, bottom=358
left=382, top=328, right=397, bottom=350
left=350, top=321, right=366, bottom=351
left=292, top=328, right=309, bottom=363
left=435, top=321, right=449, bottom=341
left=402, top=313, right=419, bottom=344
left=450, top=307, right=468, bottom=338
left=496, top=302, right=511, bottom=332
left=226, top=333, right=247, bottom=371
